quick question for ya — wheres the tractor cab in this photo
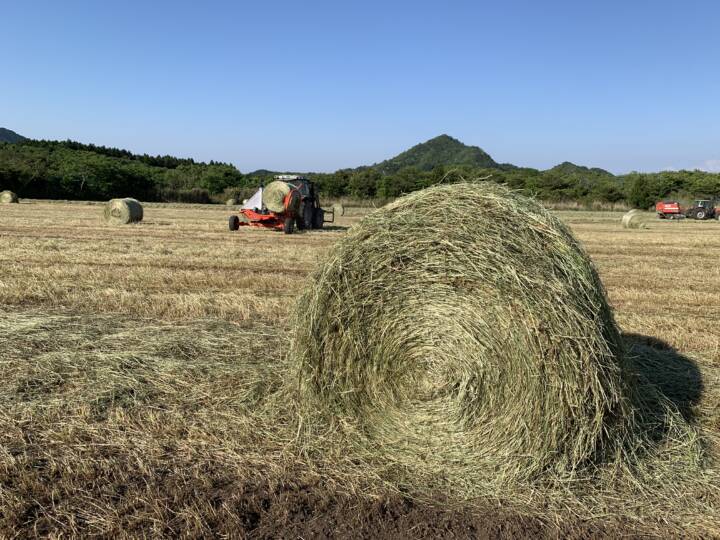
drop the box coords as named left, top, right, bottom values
left=278, top=175, right=312, bottom=199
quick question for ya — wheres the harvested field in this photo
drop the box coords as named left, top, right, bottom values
left=1, top=200, right=719, bottom=538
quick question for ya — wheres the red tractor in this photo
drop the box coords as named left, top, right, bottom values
left=655, top=199, right=719, bottom=220
left=228, top=176, right=332, bottom=234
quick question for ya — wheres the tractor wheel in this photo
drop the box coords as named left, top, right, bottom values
left=696, top=210, right=706, bottom=220
left=313, top=208, right=325, bottom=229
left=228, top=215, right=240, bottom=231
left=296, top=203, right=306, bottom=230
left=283, top=217, right=295, bottom=234
left=303, top=202, right=314, bottom=229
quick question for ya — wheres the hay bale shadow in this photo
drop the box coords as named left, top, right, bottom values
left=306, top=225, right=350, bottom=232
left=623, top=333, right=703, bottom=424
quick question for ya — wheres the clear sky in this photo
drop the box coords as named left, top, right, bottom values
left=2, top=0, right=719, bottom=174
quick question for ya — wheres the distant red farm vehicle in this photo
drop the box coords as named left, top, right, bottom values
left=655, top=201, right=682, bottom=219
left=655, top=199, right=719, bottom=220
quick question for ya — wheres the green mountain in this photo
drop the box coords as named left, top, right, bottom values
left=0, top=128, right=26, bottom=143
left=370, top=134, right=499, bottom=174
left=547, top=161, right=614, bottom=177
left=246, top=169, right=315, bottom=178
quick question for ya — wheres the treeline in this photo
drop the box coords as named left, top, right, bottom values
left=261, top=166, right=720, bottom=207
left=2, top=139, right=720, bottom=206
left=298, top=165, right=624, bottom=201
left=623, top=170, right=720, bottom=208
left=0, top=141, right=243, bottom=203
left=251, top=165, right=720, bottom=207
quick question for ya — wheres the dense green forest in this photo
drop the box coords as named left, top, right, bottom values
left=1, top=133, right=719, bottom=207
left=0, top=139, right=243, bottom=203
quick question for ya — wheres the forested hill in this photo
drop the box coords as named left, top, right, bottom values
left=0, top=138, right=243, bottom=203
left=21, top=139, right=199, bottom=169
left=0, top=128, right=25, bottom=143
left=369, top=134, right=500, bottom=174
left=1, top=131, right=720, bottom=207
left=246, top=135, right=501, bottom=178
left=547, top=161, right=613, bottom=177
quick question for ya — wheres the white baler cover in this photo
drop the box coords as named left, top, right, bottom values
left=242, top=187, right=263, bottom=210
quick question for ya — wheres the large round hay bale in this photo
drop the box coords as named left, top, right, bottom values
left=225, top=198, right=238, bottom=206
left=333, top=203, right=345, bottom=217
left=103, top=198, right=143, bottom=224
left=0, top=190, right=19, bottom=204
left=622, top=209, right=647, bottom=229
left=263, top=181, right=291, bottom=213
left=292, top=183, right=642, bottom=481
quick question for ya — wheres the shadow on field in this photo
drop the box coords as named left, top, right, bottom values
left=622, top=333, right=703, bottom=424
left=206, top=477, right=646, bottom=539
left=309, top=225, right=349, bottom=232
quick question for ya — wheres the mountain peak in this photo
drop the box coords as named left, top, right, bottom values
left=0, top=128, right=26, bottom=143
left=548, top=161, right=614, bottom=177
left=428, top=134, right=459, bottom=143
left=372, top=134, right=498, bottom=174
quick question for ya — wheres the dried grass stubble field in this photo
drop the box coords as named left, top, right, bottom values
left=1, top=202, right=719, bottom=537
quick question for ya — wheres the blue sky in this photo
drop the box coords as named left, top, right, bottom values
left=2, top=0, right=719, bottom=174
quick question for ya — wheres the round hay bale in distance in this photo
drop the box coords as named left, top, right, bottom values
left=622, top=209, right=648, bottom=229
left=103, top=198, right=143, bottom=225
left=262, top=181, right=291, bottom=213
left=0, top=190, right=19, bottom=204
left=333, top=203, right=345, bottom=217
left=292, top=182, right=640, bottom=481
left=225, top=198, right=238, bottom=206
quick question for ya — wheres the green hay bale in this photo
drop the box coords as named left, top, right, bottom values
left=263, top=181, right=291, bottom=213
left=103, top=198, right=143, bottom=225
left=622, top=210, right=648, bottom=229
left=291, top=183, right=674, bottom=482
left=0, top=190, right=19, bottom=204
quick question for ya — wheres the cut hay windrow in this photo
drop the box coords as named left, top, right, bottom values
left=291, top=182, right=700, bottom=486
left=103, top=198, right=144, bottom=224
left=0, top=190, right=19, bottom=204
